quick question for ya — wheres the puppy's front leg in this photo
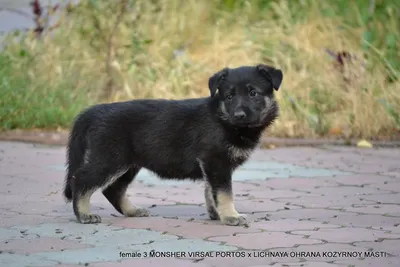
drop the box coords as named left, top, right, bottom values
left=203, top=166, right=247, bottom=226
left=214, top=187, right=248, bottom=226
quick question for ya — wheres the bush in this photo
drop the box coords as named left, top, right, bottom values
left=0, top=0, right=399, bottom=140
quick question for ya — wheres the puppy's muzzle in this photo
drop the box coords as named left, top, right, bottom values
left=231, top=107, right=257, bottom=126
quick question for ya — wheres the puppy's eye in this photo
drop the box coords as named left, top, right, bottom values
left=249, top=90, right=257, bottom=97
left=226, top=94, right=233, bottom=100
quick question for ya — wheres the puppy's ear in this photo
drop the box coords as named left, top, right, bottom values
left=208, top=68, right=228, bottom=97
left=256, top=64, right=283, bottom=91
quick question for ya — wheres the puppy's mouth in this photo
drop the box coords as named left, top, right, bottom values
left=235, top=110, right=278, bottom=128
left=231, top=120, right=261, bottom=128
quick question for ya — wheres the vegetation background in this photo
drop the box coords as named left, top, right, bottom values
left=1, top=0, right=399, bottom=141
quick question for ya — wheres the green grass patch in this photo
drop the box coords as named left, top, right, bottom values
left=0, top=52, right=90, bottom=130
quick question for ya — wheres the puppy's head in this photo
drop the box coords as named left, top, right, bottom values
left=208, top=64, right=283, bottom=128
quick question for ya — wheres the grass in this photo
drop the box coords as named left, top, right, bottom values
left=0, top=0, right=399, bottom=140
left=0, top=50, right=91, bottom=129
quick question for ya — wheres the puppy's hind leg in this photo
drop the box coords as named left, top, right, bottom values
left=72, top=162, right=121, bottom=224
left=102, top=166, right=149, bottom=218
left=204, top=182, right=219, bottom=220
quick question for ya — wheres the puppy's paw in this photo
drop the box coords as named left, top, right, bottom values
left=207, top=208, right=220, bottom=220
left=221, top=214, right=248, bottom=226
left=124, top=207, right=150, bottom=217
left=78, top=214, right=102, bottom=224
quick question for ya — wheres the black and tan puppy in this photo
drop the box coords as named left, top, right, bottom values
left=63, top=64, right=283, bottom=226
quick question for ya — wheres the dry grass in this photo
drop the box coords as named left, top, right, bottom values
left=1, top=0, right=399, bottom=139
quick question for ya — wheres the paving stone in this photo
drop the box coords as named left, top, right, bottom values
left=380, top=171, right=400, bottom=178
left=371, top=225, right=400, bottom=234
left=333, top=163, right=400, bottom=174
left=272, top=195, right=377, bottom=209
left=248, top=189, right=319, bottom=199
left=326, top=213, right=400, bottom=228
left=307, top=185, right=390, bottom=196
left=291, top=228, right=400, bottom=243
left=1, top=237, right=92, bottom=254
left=0, top=210, right=18, bottom=216
left=229, top=182, right=267, bottom=191
left=0, top=214, right=57, bottom=228
left=90, top=258, right=211, bottom=267
left=144, top=204, right=208, bottom=220
left=252, top=147, right=324, bottom=162
left=2, top=141, right=400, bottom=267
left=334, top=256, right=400, bottom=266
left=251, top=219, right=341, bottom=232
left=330, top=174, right=397, bottom=186
left=266, top=208, right=346, bottom=221
left=272, top=263, right=345, bottom=267
left=285, top=156, right=397, bottom=174
left=0, top=177, right=53, bottom=195
left=354, top=239, right=400, bottom=257
left=361, top=193, right=400, bottom=204
left=235, top=199, right=301, bottom=213
left=0, top=252, right=59, bottom=267
left=235, top=161, right=349, bottom=179
left=260, top=178, right=337, bottom=190
left=209, top=232, right=323, bottom=250
left=366, top=182, right=400, bottom=193
left=152, top=190, right=206, bottom=205
left=337, top=153, right=400, bottom=166
left=232, top=182, right=311, bottom=197
left=114, top=217, right=261, bottom=239
left=199, top=255, right=300, bottom=267
left=321, top=146, right=400, bottom=157
left=9, top=222, right=180, bottom=246
left=343, top=204, right=400, bottom=216
left=0, top=227, right=33, bottom=242
left=4, top=201, right=59, bottom=215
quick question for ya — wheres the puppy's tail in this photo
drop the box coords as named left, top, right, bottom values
left=63, top=113, right=90, bottom=202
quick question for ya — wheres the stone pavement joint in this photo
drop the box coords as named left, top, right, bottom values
left=0, top=141, right=400, bottom=266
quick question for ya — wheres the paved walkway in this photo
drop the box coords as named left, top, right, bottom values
left=0, top=141, right=399, bottom=267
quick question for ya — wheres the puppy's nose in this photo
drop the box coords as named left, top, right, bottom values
left=234, top=110, right=246, bottom=119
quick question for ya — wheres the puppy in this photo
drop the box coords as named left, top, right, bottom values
left=63, top=64, right=283, bottom=226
